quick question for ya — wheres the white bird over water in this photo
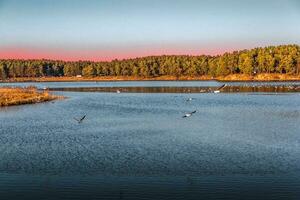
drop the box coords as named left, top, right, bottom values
left=186, top=98, right=193, bottom=102
left=116, top=90, right=121, bottom=93
left=182, top=110, right=197, bottom=118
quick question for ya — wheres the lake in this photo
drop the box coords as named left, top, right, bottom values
left=0, top=81, right=300, bottom=199
left=1, top=80, right=300, bottom=88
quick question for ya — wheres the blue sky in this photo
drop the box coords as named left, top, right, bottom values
left=0, top=0, right=299, bottom=60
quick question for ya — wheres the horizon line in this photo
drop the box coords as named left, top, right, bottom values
left=0, top=43, right=298, bottom=62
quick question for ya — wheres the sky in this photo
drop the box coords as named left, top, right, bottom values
left=0, top=0, right=300, bottom=61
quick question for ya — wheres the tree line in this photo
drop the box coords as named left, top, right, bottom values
left=1, top=44, right=300, bottom=79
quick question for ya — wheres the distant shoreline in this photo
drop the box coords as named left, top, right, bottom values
left=1, top=74, right=300, bottom=83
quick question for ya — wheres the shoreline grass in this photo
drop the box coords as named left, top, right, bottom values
left=1, top=74, right=300, bottom=83
left=0, top=87, right=62, bottom=107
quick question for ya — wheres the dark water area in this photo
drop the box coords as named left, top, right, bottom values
left=2, top=80, right=300, bottom=93
left=1, top=173, right=300, bottom=200
left=1, top=81, right=300, bottom=199
left=48, top=85, right=300, bottom=93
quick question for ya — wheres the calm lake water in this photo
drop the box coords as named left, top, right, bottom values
left=0, top=81, right=300, bottom=199
left=1, top=80, right=300, bottom=89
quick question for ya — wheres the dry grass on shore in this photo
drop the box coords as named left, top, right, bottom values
left=1, top=73, right=300, bottom=83
left=218, top=73, right=300, bottom=81
left=0, top=86, right=61, bottom=107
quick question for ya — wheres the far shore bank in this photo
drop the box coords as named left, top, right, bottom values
left=1, top=74, right=300, bottom=83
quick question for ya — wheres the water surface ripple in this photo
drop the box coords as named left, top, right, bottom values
left=0, top=81, right=300, bottom=199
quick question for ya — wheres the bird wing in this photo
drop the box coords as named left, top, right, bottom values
left=73, top=117, right=80, bottom=122
left=217, top=84, right=226, bottom=90
left=191, top=110, right=197, bottom=114
left=80, top=115, right=86, bottom=121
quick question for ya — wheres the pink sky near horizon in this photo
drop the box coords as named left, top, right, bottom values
left=0, top=46, right=244, bottom=62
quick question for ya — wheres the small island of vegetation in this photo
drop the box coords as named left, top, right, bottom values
left=0, top=87, right=60, bottom=107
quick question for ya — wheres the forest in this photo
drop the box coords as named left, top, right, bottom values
left=0, top=44, right=300, bottom=79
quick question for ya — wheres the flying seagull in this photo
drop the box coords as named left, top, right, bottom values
left=186, top=97, right=193, bottom=102
left=218, top=84, right=227, bottom=90
left=74, top=115, right=86, bottom=123
left=182, top=110, right=197, bottom=118
left=214, top=84, right=226, bottom=93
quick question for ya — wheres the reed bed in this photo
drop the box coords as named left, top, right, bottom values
left=0, top=86, right=61, bottom=106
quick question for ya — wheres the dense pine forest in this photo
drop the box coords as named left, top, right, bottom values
left=0, top=44, right=300, bottom=80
